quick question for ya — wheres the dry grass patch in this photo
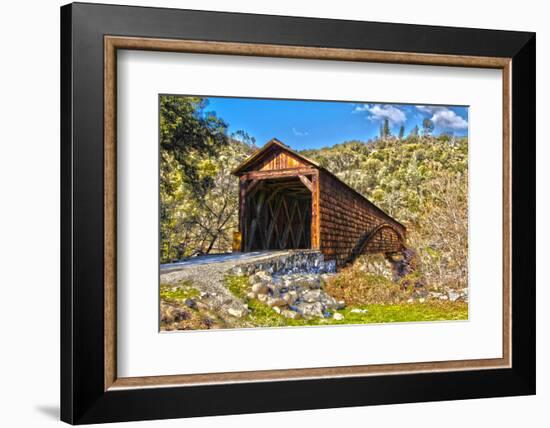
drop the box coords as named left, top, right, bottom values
left=324, top=266, right=417, bottom=305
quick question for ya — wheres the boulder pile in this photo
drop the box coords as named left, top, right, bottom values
left=247, top=270, right=345, bottom=319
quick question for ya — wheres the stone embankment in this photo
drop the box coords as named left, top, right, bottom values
left=160, top=250, right=339, bottom=322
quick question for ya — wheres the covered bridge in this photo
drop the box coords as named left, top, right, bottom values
left=232, top=139, right=406, bottom=266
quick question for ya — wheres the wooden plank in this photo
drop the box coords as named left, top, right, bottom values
left=239, top=178, right=247, bottom=251
left=242, top=167, right=316, bottom=181
left=311, top=171, right=320, bottom=250
left=245, top=179, right=261, bottom=196
left=266, top=197, right=283, bottom=248
left=298, top=174, right=313, bottom=192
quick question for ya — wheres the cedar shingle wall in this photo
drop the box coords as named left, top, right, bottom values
left=319, top=171, right=405, bottom=264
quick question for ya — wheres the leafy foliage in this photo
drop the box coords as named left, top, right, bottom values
left=160, top=96, right=254, bottom=262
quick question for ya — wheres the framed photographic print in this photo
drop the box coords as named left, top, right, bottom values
left=60, top=2, right=536, bottom=424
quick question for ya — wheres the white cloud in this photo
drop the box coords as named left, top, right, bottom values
left=292, top=127, right=308, bottom=137
left=432, top=109, right=468, bottom=130
left=416, top=105, right=440, bottom=115
left=355, top=104, right=407, bottom=125
left=415, top=105, right=468, bottom=131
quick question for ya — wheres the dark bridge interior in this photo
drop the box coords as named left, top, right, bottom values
left=243, top=177, right=311, bottom=251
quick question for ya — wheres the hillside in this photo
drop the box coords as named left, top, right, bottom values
left=302, top=135, right=468, bottom=290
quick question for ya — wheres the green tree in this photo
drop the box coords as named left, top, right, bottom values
left=231, top=129, right=257, bottom=149
left=160, top=96, right=228, bottom=194
left=422, top=118, right=434, bottom=136
left=160, top=95, right=237, bottom=262
left=379, top=118, right=392, bottom=138
left=398, top=125, right=405, bottom=139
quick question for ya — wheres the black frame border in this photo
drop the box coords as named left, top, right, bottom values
left=61, top=2, right=535, bottom=424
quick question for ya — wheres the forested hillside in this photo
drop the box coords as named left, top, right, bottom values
left=302, top=135, right=468, bottom=289
left=160, top=96, right=468, bottom=291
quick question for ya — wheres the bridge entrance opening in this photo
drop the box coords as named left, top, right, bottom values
left=242, top=177, right=312, bottom=251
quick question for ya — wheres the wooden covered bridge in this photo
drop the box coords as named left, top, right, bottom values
left=232, top=139, right=406, bottom=266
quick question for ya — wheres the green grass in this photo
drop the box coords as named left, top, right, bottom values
left=246, top=301, right=468, bottom=328
left=160, top=281, right=199, bottom=302
left=225, top=274, right=250, bottom=299
left=329, top=301, right=468, bottom=325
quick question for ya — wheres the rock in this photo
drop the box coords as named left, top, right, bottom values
left=293, top=275, right=321, bottom=289
left=272, top=306, right=282, bottom=314
left=232, top=266, right=246, bottom=275
left=251, top=282, right=269, bottom=295
left=257, top=293, right=268, bottom=303
left=333, top=313, right=344, bottom=321
left=246, top=291, right=257, bottom=300
left=336, top=300, right=346, bottom=310
left=418, top=298, right=425, bottom=303
left=227, top=306, right=248, bottom=318
left=161, top=304, right=190, bottom=323
left=267, top=297, right=287, bottom=307
left=296, top=302, right=324, bottom=318
left=184, top=298, right=197, bottom=309
left=439, top=295, right=449, bottom=301
left=325, top=260, right=337, bottom=273
left=448, top=291, right=460, bottom=302
left=282, top=290, right=298, bottom=305
left=413, top=289, right=429, bottom=299
left=281, top=309, right=299, bottom=319
left=195, top=301, right=210, bottom=311
left=407, top=298, right=414, bottom=303
left=302, top=289, right=322, bottom=303
left=350, top=308, right=368, bottom=314
left=251, top=270, right=271, bottom=285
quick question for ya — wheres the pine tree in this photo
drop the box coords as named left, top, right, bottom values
left=382, top=118, right=391, bottom=138
left=398, top=125, right=405, bottom=139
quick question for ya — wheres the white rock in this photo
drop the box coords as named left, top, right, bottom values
left=251, top=271, right=272, bottom=284
left=333, top=313, right=344, bottom=321
left=282, top=291, right=297, bottom=305
left=251, top=282, right=269, bottom=295
left=281, top=309, right=299, bottom=319
left=228, top=307, right=247, bottom=318
left=267, top=297, right=287, bottom=307
left=302, top=289, right=322, bottom=303
left=448, top=291, right=460, bottom=302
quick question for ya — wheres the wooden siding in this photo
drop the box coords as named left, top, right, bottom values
left=319, top=170, right=405, bottom=264
left=363, top=226, right=403, bottom=253
left=256, top=149, right=309, bottom=171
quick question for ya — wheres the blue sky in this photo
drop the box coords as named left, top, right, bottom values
left=203, top=96, right=468, bottom=151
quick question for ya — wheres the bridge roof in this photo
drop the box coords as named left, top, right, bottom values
left=231, top=138, right=320, bottom=175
